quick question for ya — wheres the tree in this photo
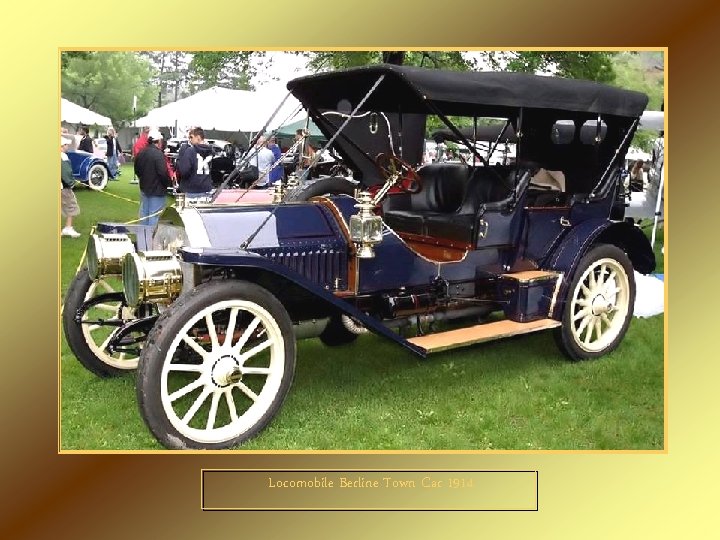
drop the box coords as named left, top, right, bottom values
left=189, top=52, right=260, bottom=90
left=302, top=51, right=473, bottom=72
left=139, top=51, right=191, bottom=107
left=61, top=52, right=157, bottom=126
left=60, top=51, right=91, bottom=70
left=610, top=52, right=665, bottom=151
left=498, top=51, right=617, bottom=82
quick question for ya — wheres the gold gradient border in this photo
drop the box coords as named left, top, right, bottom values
left=5, top=0, right=716, bottom=536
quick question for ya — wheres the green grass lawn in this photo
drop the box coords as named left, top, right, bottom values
left=60, top=164, right=665, bottom=450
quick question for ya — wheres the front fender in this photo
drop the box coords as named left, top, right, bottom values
left=544, top=219, right=655, bottom=318
left=180, top=247, right=426, bottom=357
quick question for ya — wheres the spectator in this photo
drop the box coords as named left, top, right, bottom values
left=134, top=129, right=172, bottom=226
left=131, top=126, right=151, bottom=184
left=61, top=127, right=78, bottom=151
left=177, top=126, right=213, bottom=199
left=293, top=128, right=317, bottom=178
left=267, top=135, right=283, bottom=185
left=61, top=135, right=81, bottom=238
left=160, top=137, right=176, bottom=186
left=249, top=135, right=276, bottom=188
left=104, top=127, right=122, bottom=179
left=77, top=127, right=94, bottom=153
left=630, top=159, right=645, bottom=192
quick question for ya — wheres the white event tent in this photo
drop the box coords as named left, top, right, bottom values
left=639, top=110, right=664, bottom=131
left=135, top=86, right=304, bottom=134
left=61, top=98, right=113, bottom=127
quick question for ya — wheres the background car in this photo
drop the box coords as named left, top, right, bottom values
left=93, top=137, right=107, bottom=159
left=165, top=137, right=236, bottom=186
left=65, top=149, right=111, bottom=190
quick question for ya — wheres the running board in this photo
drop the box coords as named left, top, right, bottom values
left=407, top=318, right=561, bottom=354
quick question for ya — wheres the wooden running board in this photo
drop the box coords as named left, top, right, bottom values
left=407, top=318, right=562, bottom=354
left=501, top=270, right=559, bottom=282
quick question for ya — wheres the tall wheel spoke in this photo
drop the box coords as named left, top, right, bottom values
left=232, top=316, right=262, bottom=355
left=182, top=335, right=209, bottom=360
left=594, top=318, right=603, bottom=341
left=582, top=318, right=594, bottom=345
left=577, top=314, right=592, bottom=336
left=225, top=389, right=238, bottom=422
left=168, top=377, right=204, bottom=402
left=242, top=366, right=271, bottom=375
left=182, top=387, right=212, bottom=424
left=206, top=392, right=221, bottom=430
left=605, top=285, right=621, bottom=299
left=168, top=363, right=204, bottom=373
left=600, top=313, right=611, bottom=328
left=588, top=269, right=597, bottom=289
left=224, top=308, right=239, bottom=348
left=99, top=333, right=114, bottom=354
left=236, top=382, right=259, bottom=402
left=239, top=340, right=272, bottom=363
left=581, top=282, right=591, bottom=298
left=603, top=270, right=617, bottom=290
left=573, top=307, right=590, bottom=322
left=205, top=313, right=219, bottom=350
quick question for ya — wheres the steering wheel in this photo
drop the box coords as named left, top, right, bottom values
left=375, top=153, right=421, bottom=194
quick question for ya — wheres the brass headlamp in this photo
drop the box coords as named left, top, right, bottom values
left=122, top=250, right=183, bottom=307
left=86, top=233, right=136, bottom=279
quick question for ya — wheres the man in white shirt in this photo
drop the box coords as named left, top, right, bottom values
left=252, top=136, right=276, bottom=188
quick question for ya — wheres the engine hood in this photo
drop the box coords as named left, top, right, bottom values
left=161, top=201, right=350, bottom=251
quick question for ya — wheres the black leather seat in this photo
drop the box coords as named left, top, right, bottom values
left=383, top=164, right=470, bottom=234
left=424, top=168, right=514, bottom=243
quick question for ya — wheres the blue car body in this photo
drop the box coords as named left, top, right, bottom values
left=65, top=149, right=112, bottom=190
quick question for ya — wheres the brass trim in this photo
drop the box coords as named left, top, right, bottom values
left=310, top=196, right=357, bottom=294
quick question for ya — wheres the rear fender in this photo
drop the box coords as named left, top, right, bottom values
left=180, top=248, right=426, bottom=357
left=79, top=157, right=108, bottom=181
left=544, top=219, right=655, bottom=319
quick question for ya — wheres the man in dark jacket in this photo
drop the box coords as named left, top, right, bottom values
left=77, top=127, right=95, bottom=153
left=177, top=126, right=214, bottom=200
left=134, top=129, right=171, bottom=226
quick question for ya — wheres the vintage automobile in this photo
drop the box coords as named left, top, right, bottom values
left=63, top=64, right=655, bottom=450
left=65, top=149, right=112, bottom=190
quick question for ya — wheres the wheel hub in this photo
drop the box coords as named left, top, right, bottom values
left=211, top=355, right=241, bottom=387
left=591, top=294, right=613, bottom=315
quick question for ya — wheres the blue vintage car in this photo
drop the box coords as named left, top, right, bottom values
left=65, top=149, right=112, bottom=190
left=63, top=64, right=655, bottom=449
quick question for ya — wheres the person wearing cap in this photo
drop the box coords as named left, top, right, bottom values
left=176, top=126, right=213, bottom=200
left=134, top=129, right=172, bottom=226
left=60, top=135, right=81, bottom=238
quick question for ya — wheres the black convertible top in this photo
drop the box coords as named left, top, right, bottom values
left=288, top=64, right=648, bottom=118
